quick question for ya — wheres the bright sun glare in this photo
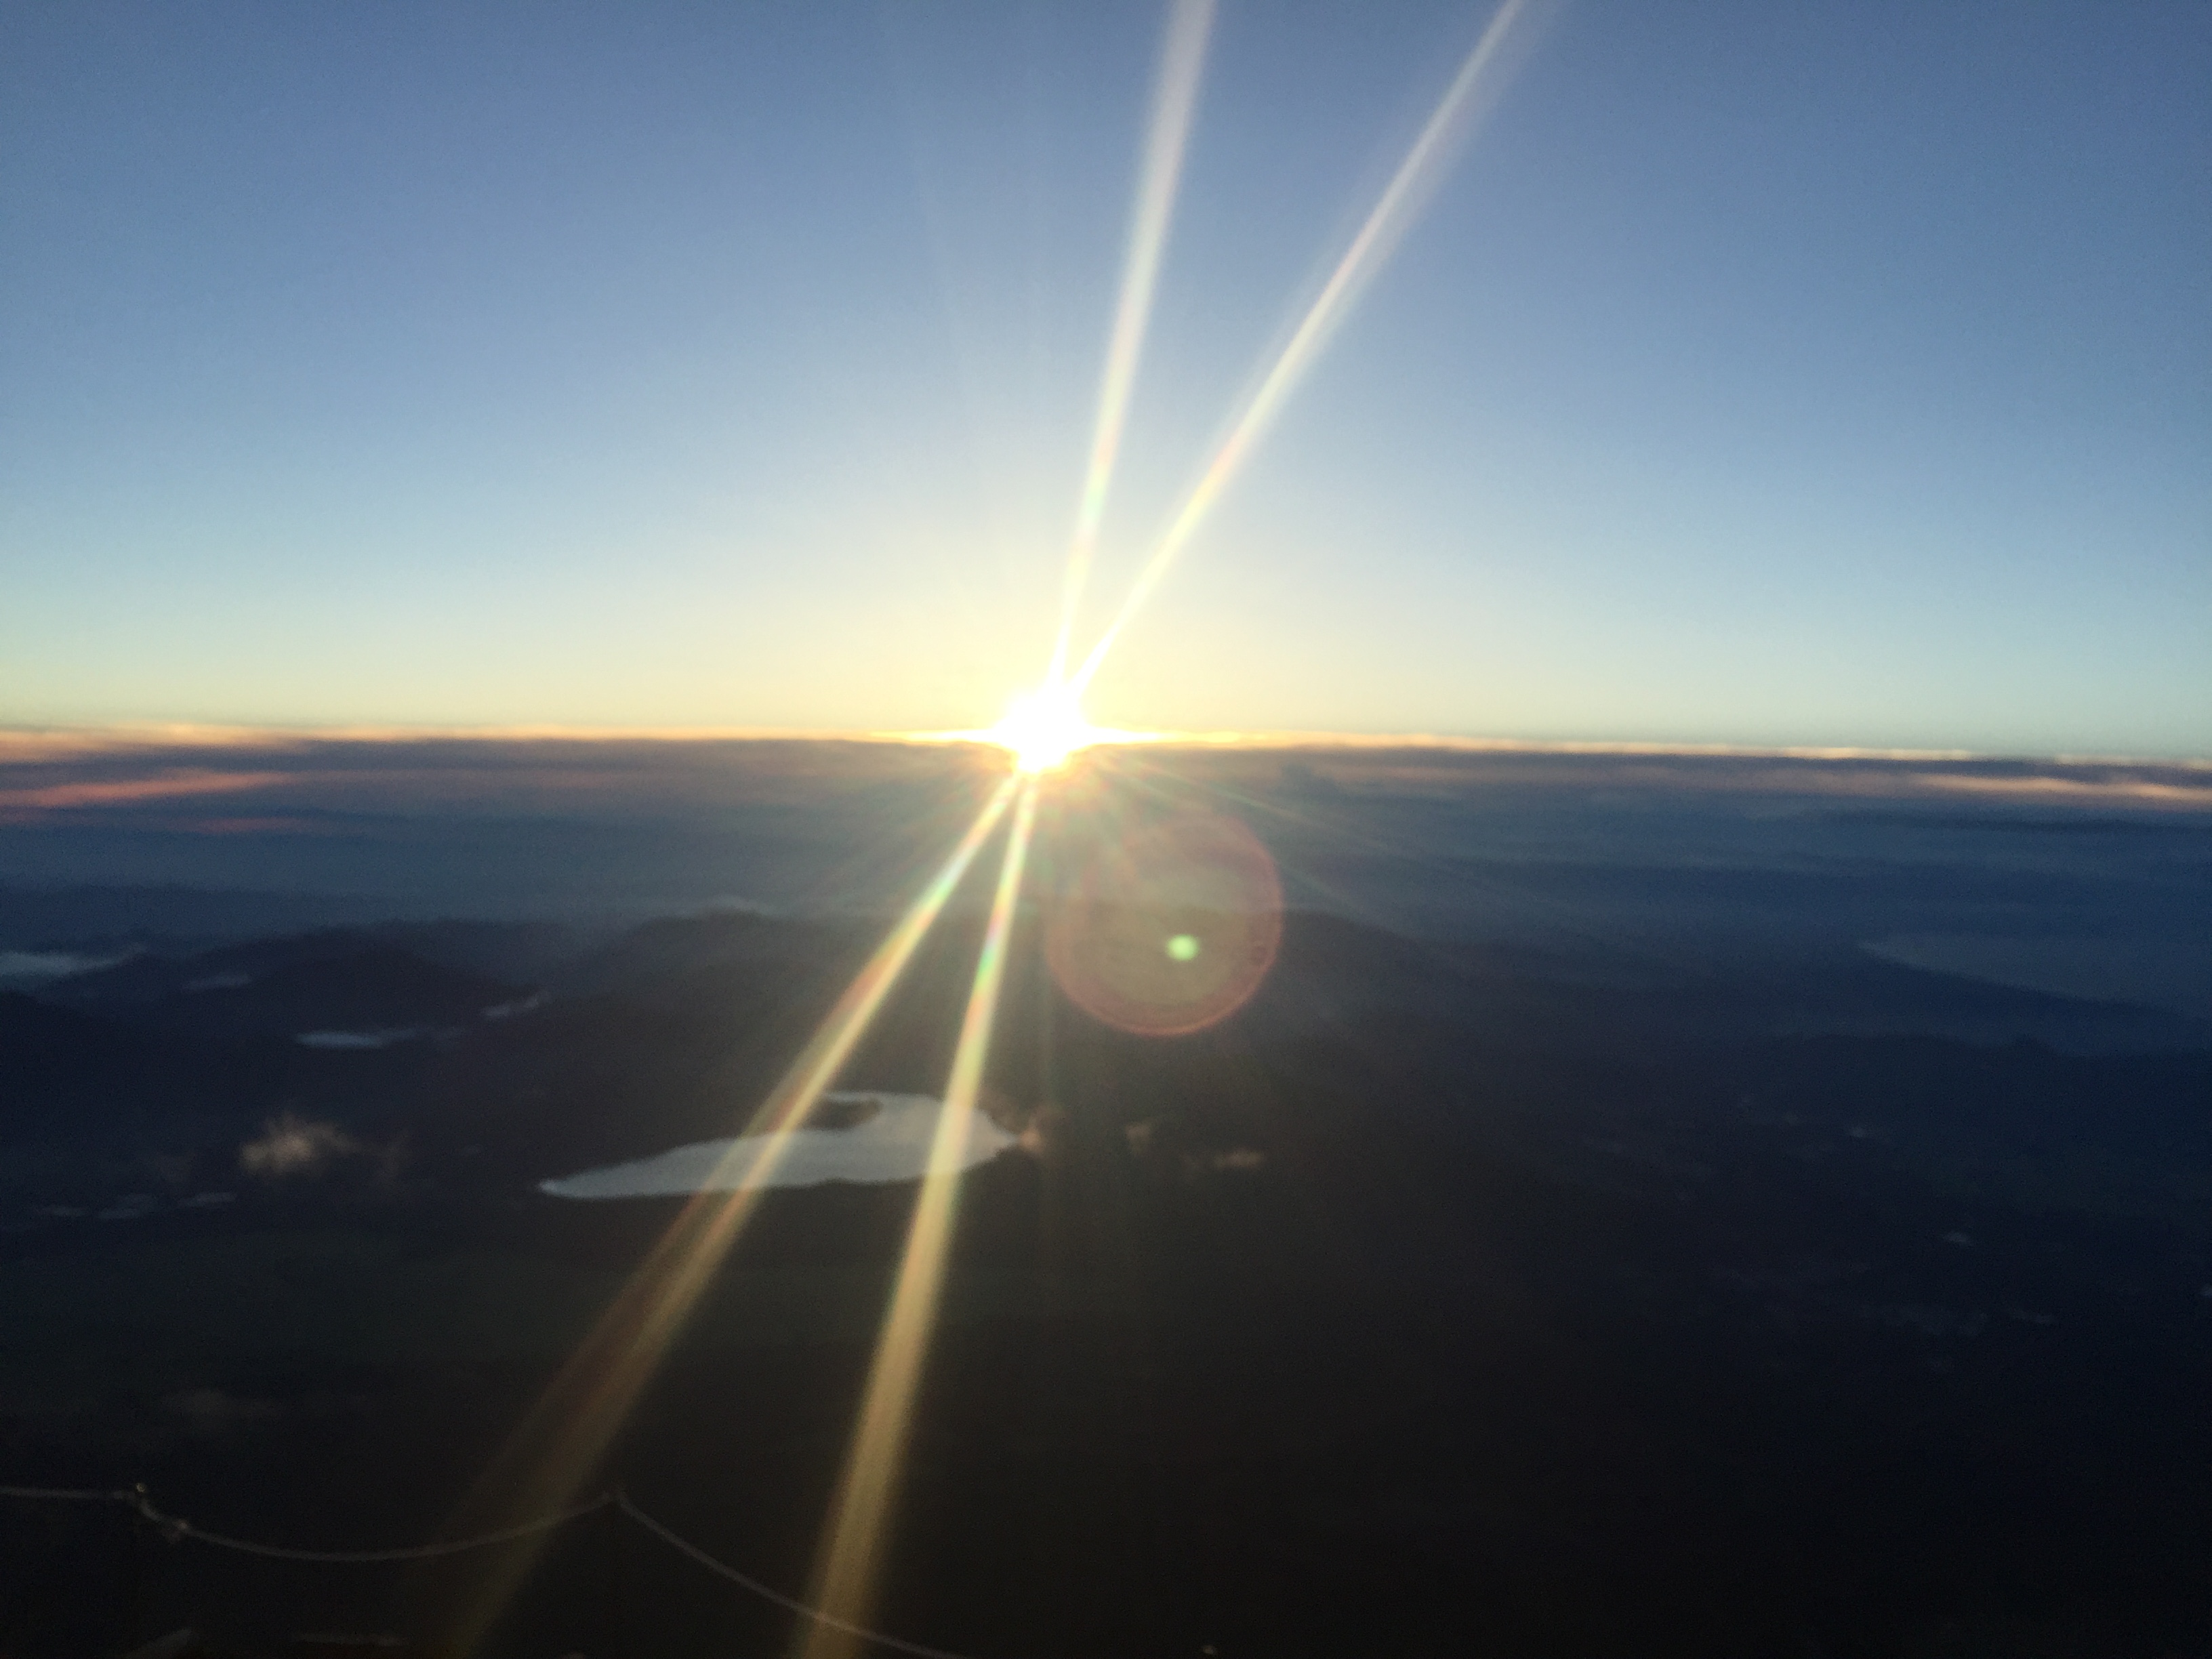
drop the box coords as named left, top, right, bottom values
left=453, top=4, right=1561, bottom=1649
left=990, top=682, right=1101, bottom=773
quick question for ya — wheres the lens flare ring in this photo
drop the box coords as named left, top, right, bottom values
left=1047, top=810, right=1284, bottom=1037
left=445, top=3, right=1548, bottom=1645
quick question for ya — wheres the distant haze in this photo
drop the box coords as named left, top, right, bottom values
left=1, top=733, right=2206, bottom=1031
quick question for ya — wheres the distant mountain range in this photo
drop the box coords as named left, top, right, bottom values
left=1, top=874, right=2207, bottom=1656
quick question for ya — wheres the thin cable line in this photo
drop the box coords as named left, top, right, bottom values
left=4, top=1480, right=988, bottom=1658
left=619, top=1495, right=987, bottom=1659
left=135, top=1492, right=611, bottom=1563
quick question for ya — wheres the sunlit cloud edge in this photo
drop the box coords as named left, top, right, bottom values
left=5, top=722, right=2208, bottom=773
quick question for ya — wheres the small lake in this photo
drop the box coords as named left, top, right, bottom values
left=539, top=1092, right=1018, bottom=1200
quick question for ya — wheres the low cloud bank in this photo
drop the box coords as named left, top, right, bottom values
left=4, top=729, right=2203, bottom=828
left=0, top=949, right=129, bottom=985
left=1, top=729, right=2201, bottom=924
left=294, top=1027, right=430, bottom=1050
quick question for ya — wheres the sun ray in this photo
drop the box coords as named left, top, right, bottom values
left=437, top=776, right=1019, bottom=1650
left=1046, top=0, right=1216, bottom=689
left=1071, top=0, right=1542, bottom=697
left=438, top=8, right=1556, bottom=1645
left=798, top=779, right=1040, bottom=1659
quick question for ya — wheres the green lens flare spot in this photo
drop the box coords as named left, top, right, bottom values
left=1165, top=933, right=1201, bottom=963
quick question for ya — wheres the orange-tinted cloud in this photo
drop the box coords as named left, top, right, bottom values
left=0, top=769, right=282, bottom=814
left=1, top=726, right=2207, bottom=830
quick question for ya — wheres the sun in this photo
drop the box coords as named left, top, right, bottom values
left=989, top=682, right=1101, bottom=773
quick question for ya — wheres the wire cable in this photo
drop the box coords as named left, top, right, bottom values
left=5, top=1479, right=989, bottom=1657
left=131, top=1492, right=612, bottom=1563
left=618, top=1494, right=985, bottom=1659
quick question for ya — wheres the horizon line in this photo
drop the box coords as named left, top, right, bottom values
left=1, top=720, right=2207, bottom=771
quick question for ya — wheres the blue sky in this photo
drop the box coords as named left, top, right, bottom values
left=3, top=1, right=2205, bottom=753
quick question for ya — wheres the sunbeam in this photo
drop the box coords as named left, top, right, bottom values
left=439, top=9, right=1549, bottom=1645
left=1071, top=0, right=1542, bottom=697
left=436, top=776, right=1019, bottom=1651
left=798, top=779, right=1040, bottom=1659
left=1046, top=0, right=1216, bottom=689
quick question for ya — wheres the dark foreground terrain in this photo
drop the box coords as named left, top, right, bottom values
left=1, top=748, right=2208, bottom=1657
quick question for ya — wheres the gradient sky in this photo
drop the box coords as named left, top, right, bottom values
left=3, top=1, right=2205, bottom=754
